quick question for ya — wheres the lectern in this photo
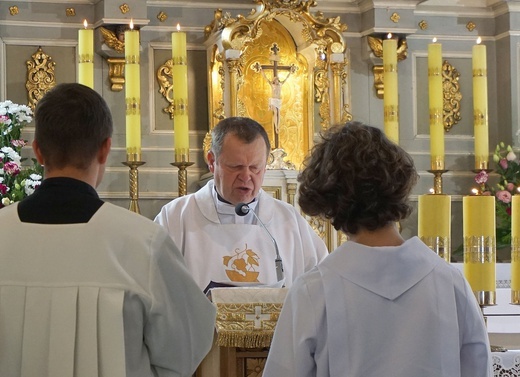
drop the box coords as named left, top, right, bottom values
left=197, top=287, right=288, bottom=377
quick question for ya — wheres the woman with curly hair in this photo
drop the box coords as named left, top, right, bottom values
left=263, top=121, right=491, bottom=377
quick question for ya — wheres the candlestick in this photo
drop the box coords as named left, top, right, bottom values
left=383, top=34, right=399, bottom=144
left=512, top=196, right=520, bottom=304
left=78, top=19, right=94, bottom=88
left=428, top=39, right=444, bottom=170
left=122, top=157, right=145, bottom=214
left=463, top=195, right=496, bottom=306
left=418, top=194, right=451, bottom=262
left=473, top=37, right=489, bottom=170
left=171, top=161, right=194, bottom=197
left=125, top=20, right=141, bottom=157
left=172, top=24, right=189, bottom=162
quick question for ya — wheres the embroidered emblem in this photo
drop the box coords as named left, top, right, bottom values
left=223, top=244, right=260, bottom=282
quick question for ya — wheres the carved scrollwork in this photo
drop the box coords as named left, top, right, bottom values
left=156, top=59, right=175, bottom=119
left=25, top=47, right=56, bottom=111
left=442, top=60, right=462, bottom=132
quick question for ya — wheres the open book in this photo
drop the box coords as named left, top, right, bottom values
left=204, top=278, right=285, bottom=297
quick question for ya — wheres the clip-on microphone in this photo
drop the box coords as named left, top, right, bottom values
left=235, top=202, right=284, bottom=283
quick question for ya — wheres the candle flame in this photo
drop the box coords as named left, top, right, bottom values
left=387, top=33, right=392, bottom=39
left=130, top=19, right=134, bottom=30
left=476, top=36, right=482, bottom=45
left=429, top=188, right=435, bottom=194
left=176, top=23, right=181, bottom=32
left=432, top=37, right=437, bottom=43
left=471, top=188, right=479, bottom=195
left=83, top=19, right=88, bottom=29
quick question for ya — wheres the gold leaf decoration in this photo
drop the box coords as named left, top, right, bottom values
left=25, top=47, right=56, bottom=111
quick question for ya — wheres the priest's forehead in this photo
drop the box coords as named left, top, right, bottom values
left=211, top=117, right=270, bottom=158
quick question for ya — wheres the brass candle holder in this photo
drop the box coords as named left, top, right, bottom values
left=122, top=153, right=145, bottom=214
left=171, top=153, right=194, bottom=197
left=427, top=169, right=448, bottom=194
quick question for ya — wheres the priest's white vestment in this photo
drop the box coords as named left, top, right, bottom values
left=154, top=180, right=328, bottom=290
left=263, top=237, right=492, bottom=377
left=0, top=202, right=216, bottom=377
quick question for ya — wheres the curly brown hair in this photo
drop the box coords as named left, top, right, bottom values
left=298, top=121, right=418, bottom=234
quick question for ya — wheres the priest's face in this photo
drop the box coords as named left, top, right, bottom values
left=208, top=133, right=268, bottom=205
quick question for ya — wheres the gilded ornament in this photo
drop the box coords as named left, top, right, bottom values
left=119, top=3, right=130, bottom=14
left=419, top=20, right=428, bottom=30
left=372, top=65, right=384, bottom=99
left=9, top=6, right=19, bottom=16
left=390, top=12, right=400, bottom=23
left=157, top=11, right=167, bottom=22
left=442, top=60, right=462, bottom=132
left=65, top=8, right=76, bottom=17
left=25, top=47, right=56, bottom=111
left=331, top=42, right=343, bottom=54
left=467, top=21, right=476, bottom=32
left=107, top=58, right=125, bottom=91
left=156, top=59, right=175, bottom=119
left=100, top=26, right=125, bottom=53
left=367, top=35, right=408, bottom=62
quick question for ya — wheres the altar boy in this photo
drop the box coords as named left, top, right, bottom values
left=0, top=83, right=216, bottom=377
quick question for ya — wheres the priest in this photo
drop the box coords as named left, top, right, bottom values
left=154, top=116, right=328, bottom=291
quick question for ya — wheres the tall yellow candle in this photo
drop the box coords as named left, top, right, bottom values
left=172, top=24, right=189, bottom=162
left=473, top=37, right=489, bottom=170
left=125, top=20, right=141, bottom=158
left=383, top=34, right=399, bottom=144
left=418, top=194, right=451, bottom=262
left=78, top=20, right=94, bottom=89
left=462, top=195, right=496, bottom=305
left=512, top=195, right=520, bottom=303
left=428, top=39, right=444, bottom=170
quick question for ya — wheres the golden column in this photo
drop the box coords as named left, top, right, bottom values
left=226, top=49, right=241, bottom=117
left=330, top=53, right=346, bottom=125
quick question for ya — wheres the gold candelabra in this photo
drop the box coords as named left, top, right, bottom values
left=122, top=153, right=145, bottom=214
left=171, top=153, right=194, bottom=197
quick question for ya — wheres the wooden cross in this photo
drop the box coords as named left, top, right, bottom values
left=255, top=43, right=293, bottom=82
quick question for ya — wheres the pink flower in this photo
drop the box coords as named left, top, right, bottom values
left=3, top=161, right=20, bottom=176
left=496, top=190, right=512, bottom=204
left=474, top=170, right=488, bottom=185
left=500, top=158, right=508, bottom=169
left=507, top=182, right=516, bottom=192
left=0, top=115, right=8, bottom=124
left=0, top=183, right=7, bottom=195
left=11, top=139, right=26, bottom=148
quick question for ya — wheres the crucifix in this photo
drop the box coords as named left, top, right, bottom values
left=252, top=43, right=297, bottom=149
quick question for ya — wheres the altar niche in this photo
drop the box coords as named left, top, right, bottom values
left=204, top=0, right=350, bottom=169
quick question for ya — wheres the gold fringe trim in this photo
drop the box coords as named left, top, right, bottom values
left=216, top=330, right=274, bottom=348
